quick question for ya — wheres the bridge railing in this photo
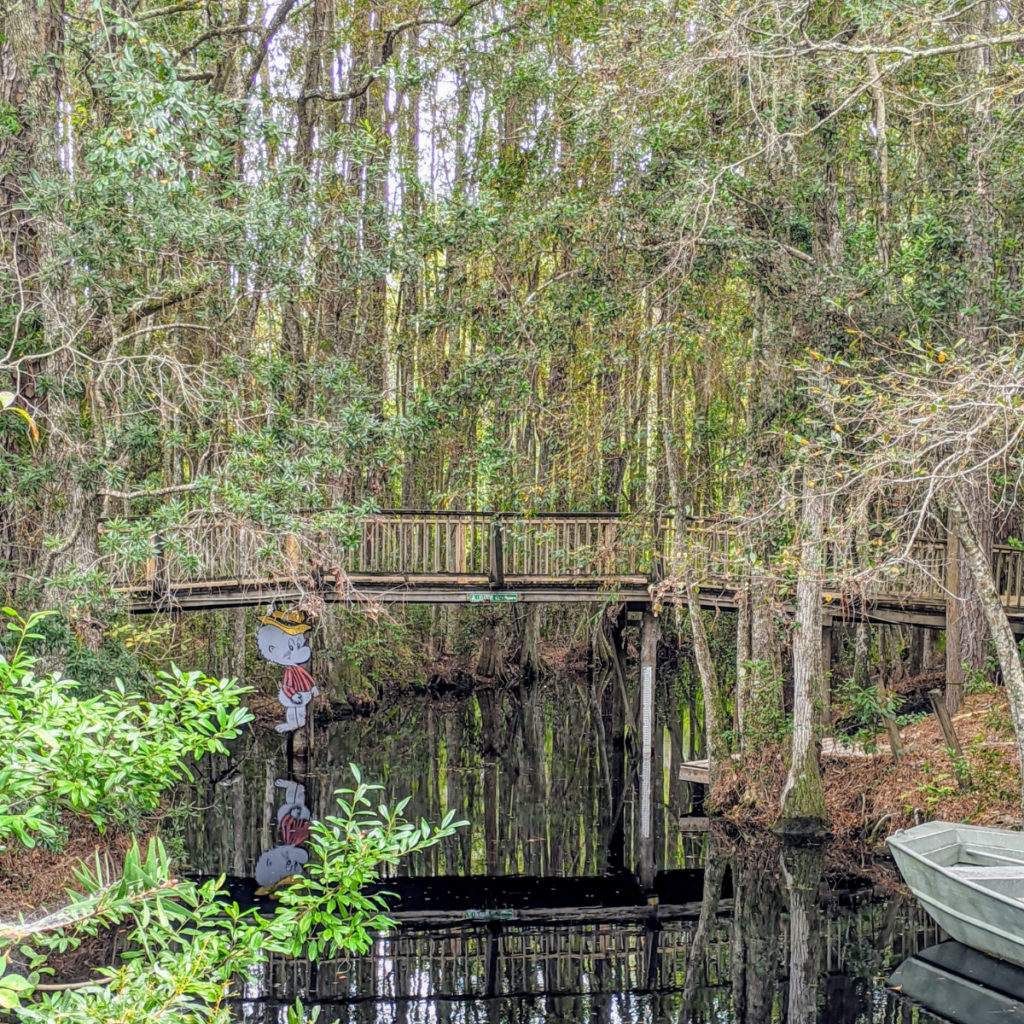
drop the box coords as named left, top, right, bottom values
left=103, top=511, right=1024, bottom=611
left=339, top=513, right=490, bottom=576
left=822, top=538, right=949, bottom=602
left=994, top=544, right=1024, bottom=610
left=501, top=515, right=668, bottom=577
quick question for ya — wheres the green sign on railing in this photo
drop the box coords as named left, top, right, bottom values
left=468, top=592, right=520, bottom=603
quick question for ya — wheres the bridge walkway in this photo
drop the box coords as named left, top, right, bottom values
left=109, top=510, right=1024, bottom=630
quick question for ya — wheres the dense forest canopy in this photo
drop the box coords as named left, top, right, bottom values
left=3, top=0, right=1024, bottom=613
left=10, top=2, right=1024, bottom=1009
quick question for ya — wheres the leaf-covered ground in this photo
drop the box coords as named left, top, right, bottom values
left=716, top=687, right=1021, bottom=841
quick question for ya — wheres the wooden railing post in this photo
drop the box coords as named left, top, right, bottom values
left=147, top=532, right=166, bottom=597
left=456, top=518, right=467, bottom=573
left=601, top=521, right=617, bottom=575
left=488, top=520, right=505, bottom=588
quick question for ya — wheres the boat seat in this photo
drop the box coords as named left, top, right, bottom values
left=950, top=865, right=1024, bottom=880
left=958, top=845, right=1024, bottom=868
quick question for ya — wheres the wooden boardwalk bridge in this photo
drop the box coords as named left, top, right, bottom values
left=114, top=509, right=1024, bottom=630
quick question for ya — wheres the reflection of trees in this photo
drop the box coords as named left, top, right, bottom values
left=681, top=832, right=729, bottom=1014
left=228, top=853, right=947, bottom=1022
left=732, top=838, right=785, bottom=1021
left=297, top=671, right=666, bottom=876
left=184, top=739, right=291, bottom=878
left=479, top=685, right=501, bottom=875
left=781, top=843, right=825, bottom=1024
left=185, top=654, right=717, bottom=880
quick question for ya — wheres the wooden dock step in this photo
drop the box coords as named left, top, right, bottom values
left=676, top=742, right=889, bottom=789
left=678, top=759, right=710, bottom=785
left=677, top=816, right=711, bottom=833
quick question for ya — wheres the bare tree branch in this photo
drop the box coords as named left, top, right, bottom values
left=301, top=0, right=488, bottom=102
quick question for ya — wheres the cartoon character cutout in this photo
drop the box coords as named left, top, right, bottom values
left=254, top=842, right=309, bottom=890
left=256, top=607, right=319, bottom=733
left=276, top=777, right=311, bottom=846
left=255, top=777, right=313, bottom=891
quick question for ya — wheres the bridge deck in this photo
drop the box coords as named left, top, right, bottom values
left=109, top=510, right=1024, bottom=626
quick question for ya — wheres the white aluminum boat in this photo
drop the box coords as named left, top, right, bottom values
left=888, top=821, right=1024, bottom=967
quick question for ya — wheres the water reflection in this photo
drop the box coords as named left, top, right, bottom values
left=189, top=675, right=701, bottom=881
left=780, top=844, right=824, bottom=1024
left=234, top=845, right=946, bottom=1022
left=182, top=681, right=951, bottom=1021
left=890, top=941, right=1024, bottom=1023
left=254, top=778, right=311, bottom=891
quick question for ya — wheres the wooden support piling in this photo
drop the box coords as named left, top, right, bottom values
left=489, top=520, right=505, bottom=589
left=638, top=608, right=658, bottom=889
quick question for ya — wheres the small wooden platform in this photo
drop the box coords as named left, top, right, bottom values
left=678, top=816, right=711, bottom=833
left=678, top=759, right=711, bottom=785
left=821, top=737, right=892, bottom=758
left=677, top=741, right=891, bottom=788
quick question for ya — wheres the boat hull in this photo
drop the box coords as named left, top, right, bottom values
left=888, top=821, right=1024, bottom=969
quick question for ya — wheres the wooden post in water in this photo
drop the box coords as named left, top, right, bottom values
left=639, top=608, right=658, bottom=889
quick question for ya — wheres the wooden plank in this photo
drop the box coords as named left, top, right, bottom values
left=678, top=760, right=710, bottom=785
left=677, top=816, right=711, bottom=833
left=929, top=687, right=968, bottom=788
left=455, top=520, right=467, bottom=573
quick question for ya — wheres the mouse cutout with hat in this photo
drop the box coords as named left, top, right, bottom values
left=256, top=607, right=319, bottom=733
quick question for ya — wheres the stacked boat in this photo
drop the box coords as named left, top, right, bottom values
left=888, top=821, right=1024, bottom=1020
left=888, top=821, right=1024, bottom=967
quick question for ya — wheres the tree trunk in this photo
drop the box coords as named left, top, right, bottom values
left=518, top=604, right=543, bottom=682
left=852, top=620, right=871, bottom=691
left=735, top=580, right=752, bottom=747
left=945, top=484, right=1024, bottom=820
left=685, top=577, right=727, bottom=784
left=955, top=475, right=993, bottom=710
left=778, top=478, right=828, bottom=835
left=475, top=613, right=502, bottom=680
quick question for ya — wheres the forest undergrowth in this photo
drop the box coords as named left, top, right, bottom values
left=715, top=687, right=1021, bottom=842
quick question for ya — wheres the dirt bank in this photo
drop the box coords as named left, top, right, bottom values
left=716, top=688, right=1021, bottom=842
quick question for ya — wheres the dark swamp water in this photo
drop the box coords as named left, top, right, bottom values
left=182, top=675, right=959, bottom=1023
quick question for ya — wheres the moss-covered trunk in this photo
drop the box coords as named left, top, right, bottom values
left=778, top=478, right=828, bottom=835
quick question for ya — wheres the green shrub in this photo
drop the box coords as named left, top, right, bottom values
left=0, top=609, right=252, bottom=850
left=0, top=611, right=467, bottom=1020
